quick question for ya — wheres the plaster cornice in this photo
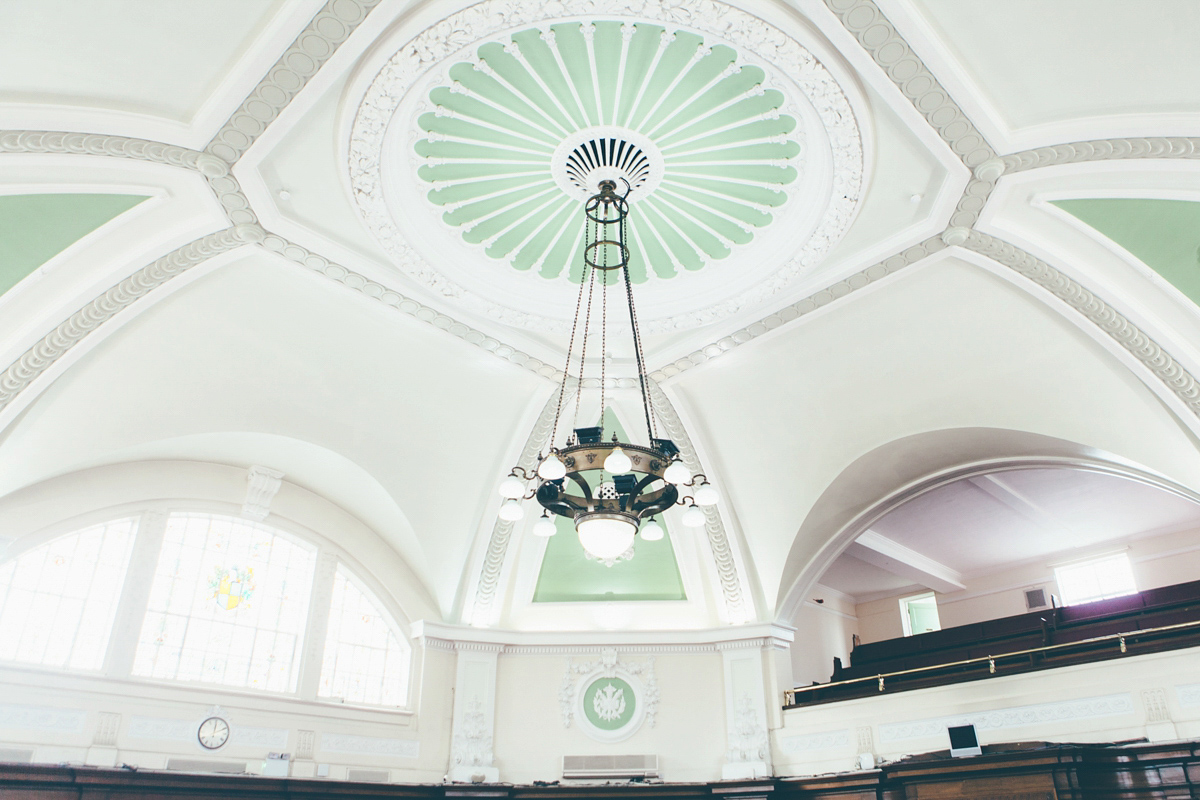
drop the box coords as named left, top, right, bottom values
left=205, top=0, right=384, bottom=164
left=1001, top=138, right=1200, bottom=175
left=411, top=620, right=794, bottom=654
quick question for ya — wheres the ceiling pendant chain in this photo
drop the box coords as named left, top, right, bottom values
left=500, top=180, right=719, bottom=562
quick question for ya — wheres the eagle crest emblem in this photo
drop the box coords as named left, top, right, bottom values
left=592, top=682, right=626, bottom=722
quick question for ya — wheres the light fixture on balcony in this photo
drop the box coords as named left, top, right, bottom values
left=496, top=179, right=717, bottom=563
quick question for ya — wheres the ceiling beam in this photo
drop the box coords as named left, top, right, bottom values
left=847, top=530, right=966, bottom=594
left=966, top=473, right=1078, bottom=537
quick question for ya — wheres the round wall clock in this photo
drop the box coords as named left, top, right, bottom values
left=197, top=716, right=230, bottom=750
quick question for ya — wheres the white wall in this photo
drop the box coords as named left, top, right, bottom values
left=853, top=525, right=1200, bottom=645
left=790, top=590, right=858, bottom=686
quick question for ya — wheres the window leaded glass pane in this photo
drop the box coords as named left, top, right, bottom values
left=0, top=518, right=137, bottom=670
left=318, top=568, right=411, bottom=707
left=132, top=513, right=316, bottom=693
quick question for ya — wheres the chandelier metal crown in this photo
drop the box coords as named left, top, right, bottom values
left=497, top=180, right=718, bottom=564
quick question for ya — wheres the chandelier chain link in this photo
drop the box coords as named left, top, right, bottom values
left=550, top=232, right=594, bottom=450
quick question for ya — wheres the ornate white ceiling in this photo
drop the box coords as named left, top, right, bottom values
left=2, top=0, right=1200, bottom=631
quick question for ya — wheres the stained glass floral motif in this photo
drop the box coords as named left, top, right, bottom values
left=131, top=513, right=316, bottom=693
left=0, top=518, right=137, bottom=670
left=318, top=568, right=411, bottom=707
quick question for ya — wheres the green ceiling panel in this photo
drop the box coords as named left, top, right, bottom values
left=1052, top=198, right=1200, bottom=307
left=533, top=408, right=687, bottom=603
left=0, top=193, right=148, bottom=297
left=417, top=21, right=799, bottom=283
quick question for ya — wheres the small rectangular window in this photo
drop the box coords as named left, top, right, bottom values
left=900, top=592, right=940, bottom=636
left=1054, top=553, right=1137, bottom=606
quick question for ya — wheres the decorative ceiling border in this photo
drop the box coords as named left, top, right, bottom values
left=468, top=387, right=567, bottom=624
left=0, top=228, right=248, bottom=414
left=647, top=381, right=751, bottom=622
left=949, top=227, right=1200, bottom=416
left=1000, top=137, right=1200, bottom=174
left=652, top=0, right=1200, bottom=436
left=0, top=131, right=258, bottom=226
left=823, top=0, right=995, bottom=169
left=348, top=0, right=864, bottom=334
left=204, top=0, right=384, bottom=163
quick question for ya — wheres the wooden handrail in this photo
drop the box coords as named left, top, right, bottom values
left=785, top=618, right=1200, bottom=706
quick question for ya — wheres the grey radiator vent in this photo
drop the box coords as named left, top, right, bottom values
left=347, top=768, right=390, bottom=783
left=165, top=758, right=247, bottom=774
left=562, top=754, right=659, bottom=780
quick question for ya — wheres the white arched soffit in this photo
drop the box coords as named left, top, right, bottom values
left=774, top=426, right=1200, bottom=624
left=0, top=458, right=439, bottom=626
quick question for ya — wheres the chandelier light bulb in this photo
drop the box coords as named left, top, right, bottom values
left=694, top=482, right=720, bottom=507
left=538, top=453, right=567, bottom=480
left=533, top=515, right=557, bottom=537
left=498, top=499, right=525, bottom=521
left=664, top=460, right=691, bottom=485
left=498, top=475, right=525, bottom=499
left=603, top=447, right=633, bottom=474
left=640, top=518, right=664, bottom=541
left=576, top=514, right=637, bottom=560
left=682, top=505, right=706, bottom=527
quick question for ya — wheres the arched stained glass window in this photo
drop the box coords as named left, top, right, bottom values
left=0, top=518, right=137, bottom=670
left=318, top=567, right=411, bottom=707
left=132, top=513, right=316, bottom=692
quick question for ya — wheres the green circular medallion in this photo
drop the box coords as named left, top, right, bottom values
left=582, top=676, right=636, bottom=730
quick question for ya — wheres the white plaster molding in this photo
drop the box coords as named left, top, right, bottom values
left=127, top=715, right=193, bottom=742
left=449, top=647, right=499, bottom=782
left=651, top=236, right=947, bottom=381
left=560, top=649, right=658, bottom=741
left=1142, top=688, right=1172, bottom=724
left=410, top=620, right=793, bottom=651
left=93, top=712, right=121, bottom=747
left=0, top=704, right=86, bottom=734
left=721, top=646, right=771, bottom=778
left=822, top=0, right=995, bottom=170
left=877, top=692, right=1134, bottom=743
left=319, top=732, right=420, bottom=758
left=1002, top=138, right=1200, bottom=175
left=205, top=0, right=384, bottom=164
left=467, top=387, right=567, bottom=626
left=648, top=380, right=752, bottom=622
left=0, top=228, right=249, bottom=415
left=1176, top=683, right=1200, bottom=709
left=347, top=0, right=863, bottom=334
left=253, top=231, right=557, bottom=381
left=230, top=726, right=290, bottom=749
left=952, top=229, right=1200, bottom=420
left=776, top=728, right=851, bottom=754
left=0, top=131, right=258, bottom=226
left=242, top=465, right=285, bottom=521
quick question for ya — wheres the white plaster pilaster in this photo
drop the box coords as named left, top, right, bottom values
left=103, top=508, right=169, bottom=679
left=719, top=640, right=773, bottom=779
left=448, top=642, right=503, bottom=783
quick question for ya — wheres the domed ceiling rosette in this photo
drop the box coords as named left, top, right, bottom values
left=347, top=1, right=865, bottom=332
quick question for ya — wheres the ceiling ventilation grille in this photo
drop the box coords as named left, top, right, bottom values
left=347, top=768, right=390, bottom=783
left=564, top=138, right=653, bottom=193
left=165, top=758, right=247, bottom=774
left=1024, top=587, right=1050, bottom=610
left=562, top=754, right=659, bottom=780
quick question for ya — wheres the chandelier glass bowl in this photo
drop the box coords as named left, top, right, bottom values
left=496, top=180, right=717, bottom=563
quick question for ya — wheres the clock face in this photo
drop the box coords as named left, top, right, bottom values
left=197, top=716, right=230, bottom=750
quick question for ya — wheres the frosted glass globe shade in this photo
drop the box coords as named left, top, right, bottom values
left=576, top=515, right=636, bottom=560
left=694, top=482, right=719, bottom=506
left=538, top=454, right=567, bottom=480
left=498, top=499, right=525, bottom=521
left=664, top=460, right=691, bottom=485
left=682, top=506, right=706, bottom=527
left=603, top=447, right=633, bottom=474
left=498, top=476, right=525, bottom=499
left=533, top=516, right=558, bottom=537
left=640, top=519, right=664, bottom=541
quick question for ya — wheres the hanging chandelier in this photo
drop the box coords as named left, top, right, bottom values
left=496, top=179, right=718, bottom=563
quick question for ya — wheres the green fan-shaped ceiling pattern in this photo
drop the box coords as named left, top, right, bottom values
left=533, top=407, right=686, bottom=602
left=417, top=22, right=798, bottom=283
left=1052, top=198, right=1200, bottom=306
left=0, top=193, right=148, bottom=296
